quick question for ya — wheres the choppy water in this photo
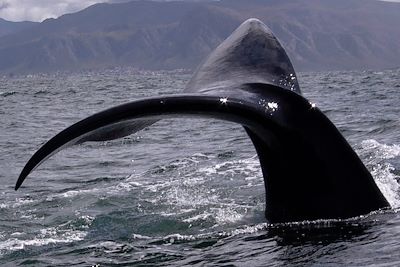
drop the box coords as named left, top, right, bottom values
left=0, top=68, right=400, bottom=266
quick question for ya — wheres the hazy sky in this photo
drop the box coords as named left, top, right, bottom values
left=0, top=0, right=127, bottom=22
left=0, top=0, right=399, bottom=22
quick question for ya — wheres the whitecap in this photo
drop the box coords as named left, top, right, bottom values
left=361, top=139, right=400, bottom=159
left=0, top=216, right=94, bottom=255
left=131, top=233, right=152, bottom=240
left=360, top=139, right=400, bottom=208
left=0, top=230, right=87, bottom=254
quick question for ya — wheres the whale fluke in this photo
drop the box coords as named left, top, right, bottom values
left=186, top=18, right=300, bottom=94
left=16, top=18, right=390, bottom=223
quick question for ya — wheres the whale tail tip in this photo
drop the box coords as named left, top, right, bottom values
left=186, top=17, right=301, bottom=94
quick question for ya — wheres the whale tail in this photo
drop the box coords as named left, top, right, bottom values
left=16, top=18, right=389, bottom=223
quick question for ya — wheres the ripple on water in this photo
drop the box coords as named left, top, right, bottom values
left=1, top=69, right=400, bottom=266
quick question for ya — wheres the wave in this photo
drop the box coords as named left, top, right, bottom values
left=360, top=139, right=400, bottom=208
left=0, top=216, right=93, bottom=255
left=0, top=91, right=17, bottom=97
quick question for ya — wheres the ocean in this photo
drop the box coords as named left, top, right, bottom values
left=0, top=68, right=399, bottom=266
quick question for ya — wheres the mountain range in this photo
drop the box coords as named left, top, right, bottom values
left=0, top=18, right=38, bottom=37
left=0, top=0, right=400, bottom=74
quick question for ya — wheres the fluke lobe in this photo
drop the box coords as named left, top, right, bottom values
left=16, top=19, right=390, bottom=223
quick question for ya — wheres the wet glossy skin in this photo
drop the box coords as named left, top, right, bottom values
left=15, top=19, right=389, bottom=223
left=186, top=18, right=300, bottom=95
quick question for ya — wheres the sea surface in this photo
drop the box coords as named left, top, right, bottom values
left=0, top=68, right=400, bottom=266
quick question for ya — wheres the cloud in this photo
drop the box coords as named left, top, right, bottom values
left=0, top=2, right=10, bottom=10
left=2, top=0, right=397, bottom=22
left=0, top=0, right=109, bottom=22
